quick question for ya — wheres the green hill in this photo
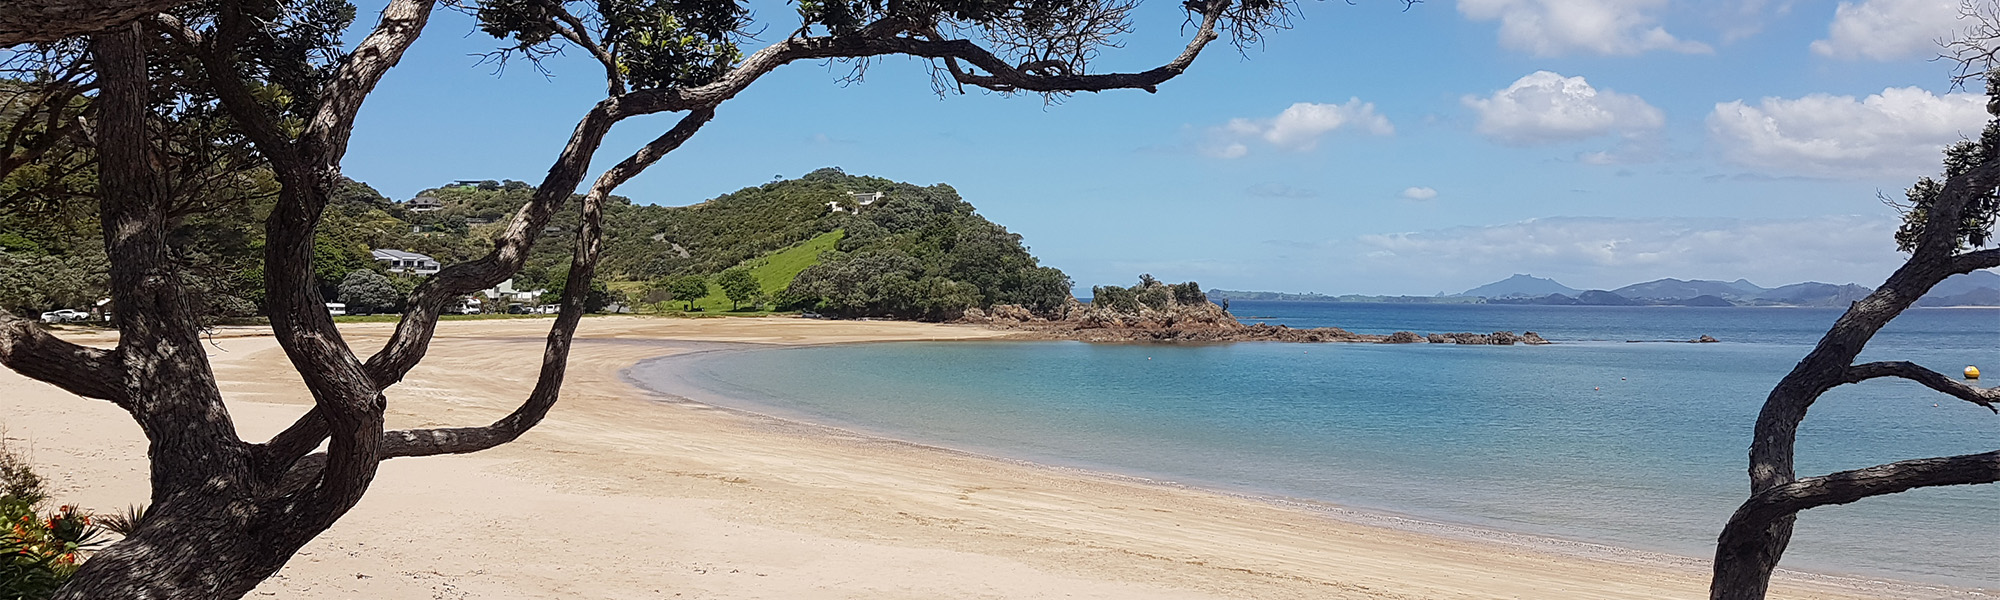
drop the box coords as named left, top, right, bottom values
left=0, top=164, right=1070, bottom=321
left=680, top=230, right=844, bottom=312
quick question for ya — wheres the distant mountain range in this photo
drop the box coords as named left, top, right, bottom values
left=1208, top=270, right=2000, bottom=308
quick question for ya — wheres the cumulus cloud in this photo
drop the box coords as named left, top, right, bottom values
left=1457, top=0, right=1711, bottom=56
left=1400, top=186, right=1439, bottom=200
left=1707, top=87, right=1987, bottom=178
left=1349, top=216, right=1904, bottom=290
left=1810, top=0, right=1964, bottom=61
left=1464, top=71, right=1665, bottom=146
left=1205, top=99, right=1393, bottom=158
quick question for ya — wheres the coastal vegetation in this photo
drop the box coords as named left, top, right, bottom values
left=0, top=438, right=103, bottom=599
left=0, top=0, right=1292, bottom=594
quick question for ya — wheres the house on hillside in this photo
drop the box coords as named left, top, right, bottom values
left=481, top=278, right=546, bottom=306
left=826, top=191, right=886, bottom=215
left=372, top=249, right=440, bottom=276
left=406, top=195, right=444, bottom=212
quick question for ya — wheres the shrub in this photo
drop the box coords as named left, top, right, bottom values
left=0, top=442, right=104, bottom=599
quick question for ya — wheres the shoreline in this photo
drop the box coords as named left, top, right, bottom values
left=623, top=338, right=1993, bottom=599
left=6, top=316, right=1991, bottom=599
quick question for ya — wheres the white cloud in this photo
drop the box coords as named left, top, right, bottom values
left=1205, top=99, right=1393, bottom=158
left=1349, top=216, right=1904, bottom=290
left=1400, top=186, right=1439, bottom=200
left=1464, top=71, right=1665, bottom=146
left=1707, top=87, right=1987, bottom=178
left=1810, top=0, right=1964, bottom=61
left=1457, top=0, right=1712, bottom=56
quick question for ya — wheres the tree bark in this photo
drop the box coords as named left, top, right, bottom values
left=52, top=23, right=280, bottom=599
left=0, top=0, right=198, bottom=45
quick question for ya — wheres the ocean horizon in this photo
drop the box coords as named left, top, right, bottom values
left=629, top=301, right=2000, bottom=590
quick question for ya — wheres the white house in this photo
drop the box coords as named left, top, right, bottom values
left=372, top=249, right=440, bottom=276
left=405, top=195, right=444, bottom=212
left=826, top=192, right=885, bottom=215
left=481, top=278, right=545, bottom=305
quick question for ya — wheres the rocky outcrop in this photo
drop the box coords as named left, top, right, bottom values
left=962, top=280, right=1557, bottom=346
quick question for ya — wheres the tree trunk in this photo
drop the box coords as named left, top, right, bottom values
left=51, top=23, right=283, bottom=599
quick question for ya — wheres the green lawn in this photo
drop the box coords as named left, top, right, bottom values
left=681, top=230, right=842, bottom=313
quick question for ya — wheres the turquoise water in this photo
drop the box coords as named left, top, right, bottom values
left=630, top=303, right=2000, bottom=588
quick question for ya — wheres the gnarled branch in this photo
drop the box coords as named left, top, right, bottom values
left=0, top=0, right=197, bottom=45
left=1724, top=450, right=2000, bottom=532
left=0, top=309, right=125, bottom=405
left=301, top=0, right=439, bottom=164
left=1843, top=361, right=1999, bottom=412
left=379, top=107, right=716, bottom=459
left=1955, top=247, right=2000, bottom=273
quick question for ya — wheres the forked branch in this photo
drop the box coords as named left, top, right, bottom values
left=1843, top=361, right=2000, bottom=412
left=276, top=108, right=715, bottom=475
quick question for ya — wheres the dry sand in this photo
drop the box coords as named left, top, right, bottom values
left=1, top=316, right=1988, bottom=599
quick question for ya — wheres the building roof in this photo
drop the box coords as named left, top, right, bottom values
left=371, top=249, right=436, bottom=262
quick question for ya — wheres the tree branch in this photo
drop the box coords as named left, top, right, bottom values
left=378, top=108, right=713, bottom=459
left=0, top=309, right=126, bottom=405
left=1955, top=247, right=2000, bottom=273
left=300, top=0, right=439, bottom=164
left=149, top=13, right=304, bottom=173
left=0, top=0, right=199, bottom=45
left=546, top=3, right=623, bottom=96
left=370, top=8, right=1232, bottom=387
left=1843, top=361, right=2000, bottom=412
left=362, top=105, right=620, bottom=387
left=1726, top=450, right=2000, bottom=529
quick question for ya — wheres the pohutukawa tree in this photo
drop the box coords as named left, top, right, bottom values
left=0, top=0, right=1292, bottom=595
left=1707, top=74, right=2000, bottom=599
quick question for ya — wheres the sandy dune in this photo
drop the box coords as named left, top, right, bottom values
left=1, top=316, right=1984, bottom=599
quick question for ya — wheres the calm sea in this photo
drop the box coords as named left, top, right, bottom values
left=629, top=302, right=2000, bottom=588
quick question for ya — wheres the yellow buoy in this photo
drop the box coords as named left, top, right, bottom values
left=1967, top=366, right=1981, bottom=380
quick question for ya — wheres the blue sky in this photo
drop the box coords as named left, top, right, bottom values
left=340, top=0, right=1988, bottom=295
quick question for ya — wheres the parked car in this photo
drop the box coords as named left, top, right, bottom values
left=325, top=303, right=347, bottom=316
left=39, top=309, right=88, bottom=323
left=506, top=304, right=529, bottom=315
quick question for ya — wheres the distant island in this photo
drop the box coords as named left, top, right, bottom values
left=1210, top=271, right=2000, bottom=308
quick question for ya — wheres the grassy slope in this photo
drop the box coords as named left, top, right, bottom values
left=685, top=230, right=843, bottom=312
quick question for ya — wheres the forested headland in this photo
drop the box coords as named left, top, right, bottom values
left=0, top=160, right=1070, bottom=321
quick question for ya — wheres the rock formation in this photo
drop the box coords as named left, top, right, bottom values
left=958, top=277, right=1559, bottom=346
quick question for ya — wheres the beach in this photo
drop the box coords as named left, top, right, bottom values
left=0, top=317, right=1980, bottom=599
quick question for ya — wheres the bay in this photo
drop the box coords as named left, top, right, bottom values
left=632, top=302, right=2000, bottom=588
